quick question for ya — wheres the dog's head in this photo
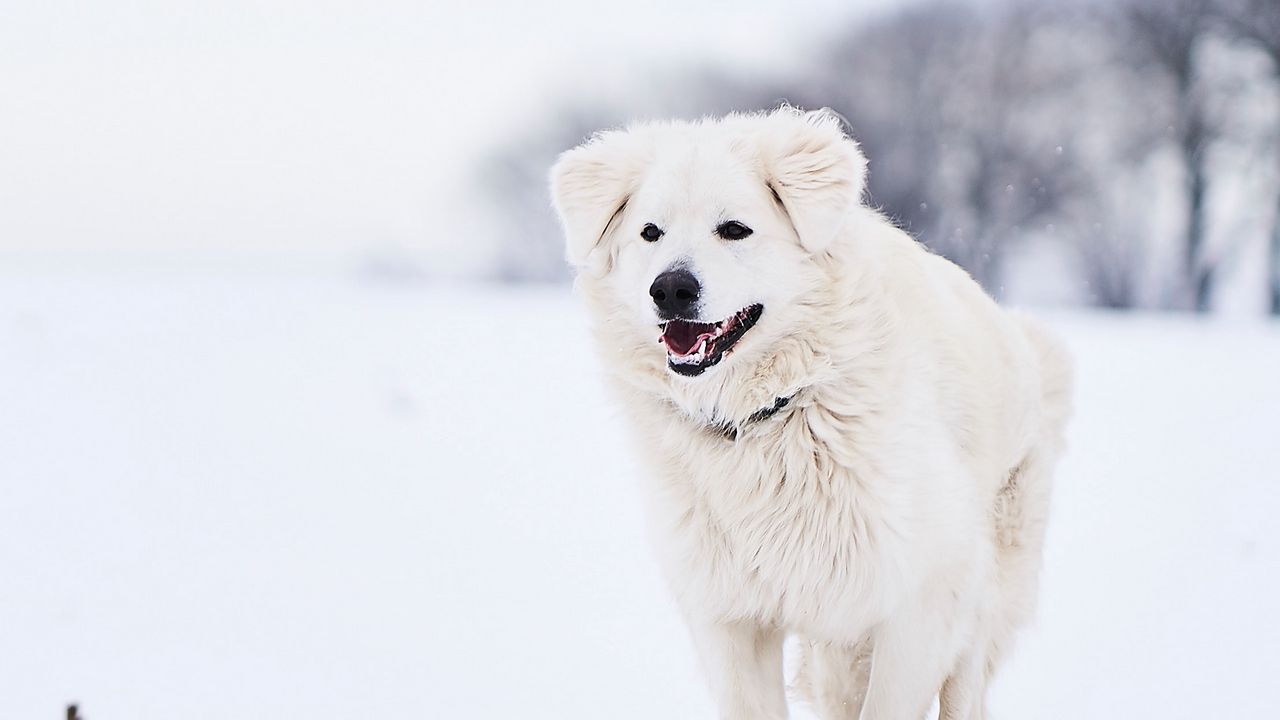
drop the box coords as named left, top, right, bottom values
left=550, top=108, right=867, bottom=382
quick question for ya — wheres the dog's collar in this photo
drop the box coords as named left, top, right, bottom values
left=711, top=393, right=797, bottom=442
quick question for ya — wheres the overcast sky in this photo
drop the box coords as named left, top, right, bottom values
left=0, top=0, right=902, bottom=273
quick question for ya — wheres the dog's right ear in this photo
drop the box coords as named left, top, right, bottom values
left=549, top=130, right=650, bottom=269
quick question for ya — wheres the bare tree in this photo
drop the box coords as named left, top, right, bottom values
left=936, top=3, right=1083, bottom=295
left=808, top=2, right=1087, bottom=297
left=1046, top=2, right=1183, bottom=309
left=1219, top=0, right=1280, bottom=314
left=1113, top=0, right=1225, bottom=311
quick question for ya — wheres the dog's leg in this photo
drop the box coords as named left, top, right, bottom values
left=856, top=606, right=957, bottom=720
left=792, top=638, right=873, bottom=719
left=938, top=649, right=988, bottom=720
left=689, top=619, right=788, bottom=720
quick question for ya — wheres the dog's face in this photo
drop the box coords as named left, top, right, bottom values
left=604, top=149, right=810, bottom=377
left=551, top=109, right=867, bottom=380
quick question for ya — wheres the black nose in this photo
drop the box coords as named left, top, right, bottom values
left=649, top=269, right=701, bottom=319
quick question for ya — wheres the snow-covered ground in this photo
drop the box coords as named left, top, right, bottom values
left=1, top=261, right=1277, bottom=719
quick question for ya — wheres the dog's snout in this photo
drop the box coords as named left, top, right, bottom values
left=649, top=269, right=701, bottom=319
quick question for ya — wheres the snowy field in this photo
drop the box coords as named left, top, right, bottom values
left=1, top=260, right=1277, bottom=719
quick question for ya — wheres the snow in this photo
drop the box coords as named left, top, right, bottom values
left=1, top=261, right=1277, bottom=719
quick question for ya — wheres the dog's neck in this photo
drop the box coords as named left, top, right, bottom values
left=701, top=392, right=797, bottom=441
left=654, top=322, right=830, bottom=441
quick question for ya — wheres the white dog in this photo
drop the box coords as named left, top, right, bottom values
left=549, top=107, right=1072, bottom=720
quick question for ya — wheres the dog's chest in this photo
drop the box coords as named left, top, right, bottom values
left=651, top=417, right=891, bottom=630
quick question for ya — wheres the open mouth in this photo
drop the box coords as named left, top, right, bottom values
left=659, top=304, right=763, bottom=377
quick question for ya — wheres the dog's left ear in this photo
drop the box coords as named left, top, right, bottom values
left=759, top=108, right=868, bottom=255
left=549, top=130, right=651, bottom=270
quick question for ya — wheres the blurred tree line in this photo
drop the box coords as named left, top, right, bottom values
left=481, top=0, right=1280, bottom=315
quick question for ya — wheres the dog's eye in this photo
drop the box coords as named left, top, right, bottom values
left=716, top=221, right=753, bottom=240
left=641, top=223, right=664, bottom=242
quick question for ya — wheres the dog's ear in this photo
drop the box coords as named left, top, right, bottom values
left=759, top=108, right=868, bottom=255
left=549, top=130, right=651, bottom=269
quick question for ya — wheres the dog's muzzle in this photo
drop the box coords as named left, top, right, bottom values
left=659, top=304, right=763, bottom=377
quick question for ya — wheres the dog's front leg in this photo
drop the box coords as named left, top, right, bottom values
left=857, top=605, right=958, bottom=720
left=688, top=619, right=788, bottom=720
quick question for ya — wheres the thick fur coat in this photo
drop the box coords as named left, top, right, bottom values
left=549, top=108, right=1072, bottom=720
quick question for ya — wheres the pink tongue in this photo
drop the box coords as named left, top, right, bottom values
left=662, top=320, right=713, bottom=355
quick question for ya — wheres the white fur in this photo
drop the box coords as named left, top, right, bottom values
left=550, top=108, right=1072, bottom=720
